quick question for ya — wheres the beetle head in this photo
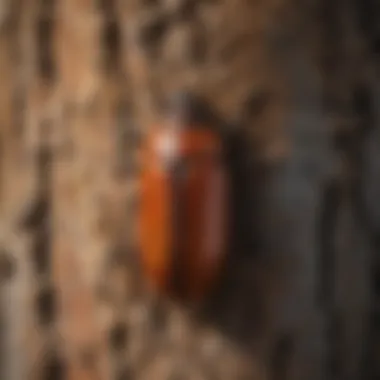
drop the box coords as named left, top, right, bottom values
left=164, top=91, right=220, bottom=132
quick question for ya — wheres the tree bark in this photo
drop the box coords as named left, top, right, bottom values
left=0, top=1, right=379, bottom=380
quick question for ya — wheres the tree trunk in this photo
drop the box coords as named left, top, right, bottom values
left=0, top=1, right=379, bottom=380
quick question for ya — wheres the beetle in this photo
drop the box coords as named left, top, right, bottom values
left=138, top=92, right=230, bottom=303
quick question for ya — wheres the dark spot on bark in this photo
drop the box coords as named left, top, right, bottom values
left=0, top=251, right=16, bottom=282
left=103, top=19, right=121, bottom=73
left=36, top=286, right=56, bottom=326
left=138, top=15, right=169, bottom=52
left=20, top=198, right=48, bottom=230
left=42, top=351, right=66, bottom=380
left=36, top=15, right=56, bottom=82
left=109, top=322, right=128, bottom=351
left=31, top=229, right=51, bottom=275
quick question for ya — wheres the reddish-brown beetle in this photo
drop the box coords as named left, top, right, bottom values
left=138, top=93, right=230, bottom=302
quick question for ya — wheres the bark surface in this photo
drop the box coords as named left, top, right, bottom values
left=0, top=1, right=379, bottom=380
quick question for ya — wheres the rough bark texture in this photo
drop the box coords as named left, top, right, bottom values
left=0, top=1, right=379, bottom=380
